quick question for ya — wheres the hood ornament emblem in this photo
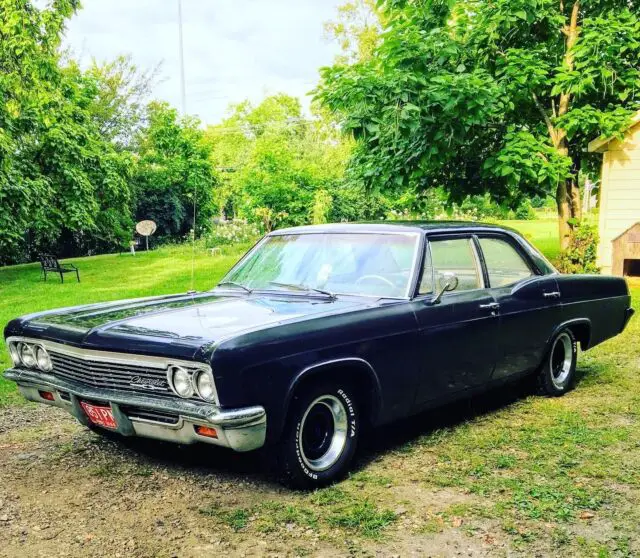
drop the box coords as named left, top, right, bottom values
left=129, top=376, right=166, bottom=391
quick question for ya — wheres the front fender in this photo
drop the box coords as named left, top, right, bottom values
left=276, top=357, right=383, bottom=440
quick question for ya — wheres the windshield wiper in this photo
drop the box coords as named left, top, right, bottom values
left=216, top=281, right=252, bottom=293
left=268, top=281, right=336, bottom=299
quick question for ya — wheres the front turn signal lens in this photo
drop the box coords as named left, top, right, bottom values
left=195, top=425, right=218, bottom=438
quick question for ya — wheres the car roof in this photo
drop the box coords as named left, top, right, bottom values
left=271, top=221, right=520, bottom=236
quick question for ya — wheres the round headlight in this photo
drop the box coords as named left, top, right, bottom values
left=171, top=366, right=194, bottom=398
left=8, top=343, right=21, bottom=366
left=35, top=346, right=52, bottom=372
left=19, top=343, right=36, bottom=368
left=195, top=370, right=216, bottom=402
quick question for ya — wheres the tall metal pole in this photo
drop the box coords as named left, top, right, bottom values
left=179, top=0, right=197, bottom=293
left=178, top=0, right=187, bottom=115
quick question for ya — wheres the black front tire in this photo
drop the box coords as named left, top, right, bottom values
left=538, top=328, right=578, bottom=396
left=276, top=382, right=359, bottom=490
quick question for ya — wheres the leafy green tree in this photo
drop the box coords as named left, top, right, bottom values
left=84, top=54, right=159, bottom=148
left=0, top=0, right=134, bottom=263
left=35, top=63, right=135, bottom=254
left=318, top=0, right=640, bottom=250
left=205, top=94, right=353, bottom=229
left=312, top=190, right=334, bottom=224
left=132, top=102, right=218, bottom=239
left=1, top=0, right=76, bottom=262
left=324, top=0, right=384, bottom=63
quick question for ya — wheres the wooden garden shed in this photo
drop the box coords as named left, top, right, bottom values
left=588, top=111, right=640, bottom=276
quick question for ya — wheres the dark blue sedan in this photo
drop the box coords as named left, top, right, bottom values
left=3, top=222, right=634, bottom=488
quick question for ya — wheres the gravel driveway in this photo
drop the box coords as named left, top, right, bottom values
left=0, top=402, right=514, bottom=558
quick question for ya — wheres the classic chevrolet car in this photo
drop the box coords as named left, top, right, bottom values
left=3, top=223, right=634, bottom=487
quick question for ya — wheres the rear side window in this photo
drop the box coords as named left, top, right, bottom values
left=479, top=237, right=534, bottom=287
left=427, top=238, right=483, bottom=292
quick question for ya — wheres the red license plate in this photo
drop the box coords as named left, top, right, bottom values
left=80, top=401, right=117, bottom=430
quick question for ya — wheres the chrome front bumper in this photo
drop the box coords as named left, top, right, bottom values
left=3, top=368, right=266, bottom=452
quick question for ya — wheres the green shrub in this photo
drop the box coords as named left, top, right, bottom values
left=205, top=219, right=260, bottom=247
left=312, top=189, right=333, bottom=224
left=557, top=221, right=600, bottom=274
left=514, top=199, right=537, bottom=220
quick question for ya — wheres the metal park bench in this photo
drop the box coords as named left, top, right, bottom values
left=39, top=254, right=80, bottom=283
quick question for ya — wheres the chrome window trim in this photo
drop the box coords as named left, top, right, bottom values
left=425, top=235, right=487, bottom=297
left=6, top=336, right=219, bottom=405
left=470, top=238, right=486, bottom=290
left=475, top=233, right=537, bottom=283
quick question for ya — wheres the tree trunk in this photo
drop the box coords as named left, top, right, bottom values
left=568, top=176, right=582, bottom=221
left=556, top=174, right=582, bottom=251
left=556, top=181, right=573, bottom=252
left=554, top=0, right=581, bottom=252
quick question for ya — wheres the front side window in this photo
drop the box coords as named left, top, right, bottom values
left=479, top=237, right=534, bottom=287
left=427, top=238, right=483, bottom=292
left=221, top=232, right=420, bottom=298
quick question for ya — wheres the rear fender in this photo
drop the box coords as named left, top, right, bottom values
left=547, top=318, right=591, bottom=351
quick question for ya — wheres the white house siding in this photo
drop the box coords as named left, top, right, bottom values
left=596, top=123, right=640, bottom=275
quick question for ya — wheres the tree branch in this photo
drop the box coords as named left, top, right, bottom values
left=558, top=1, right=580, bottom=119
left=532, top=92, right=557, bottom=144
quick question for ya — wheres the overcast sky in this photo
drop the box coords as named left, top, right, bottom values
left=63, top=0, right=342, bottom=125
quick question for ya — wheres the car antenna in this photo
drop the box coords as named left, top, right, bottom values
left=188, top=186, right=197, bottom=296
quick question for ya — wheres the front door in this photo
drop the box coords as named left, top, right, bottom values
left=413, top=236, right=500, bottom=407
left=475, top=234, right=561, bottom=379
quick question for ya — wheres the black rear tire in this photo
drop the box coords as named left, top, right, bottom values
left=276, top=382, right=359, bottom=490
left=538, top=328, right=578, bottom=396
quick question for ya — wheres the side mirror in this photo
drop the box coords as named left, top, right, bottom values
left=432, top=273, right=459, bottom=304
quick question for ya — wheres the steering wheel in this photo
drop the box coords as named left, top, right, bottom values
left=355, top=275, right=395, bottom=289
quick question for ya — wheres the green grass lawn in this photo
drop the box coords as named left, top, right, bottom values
left=500, top=218, right=561, bottom=262
left=2, top=220, right=640, bottom=554
left=0, top=243, right=249, bottom=404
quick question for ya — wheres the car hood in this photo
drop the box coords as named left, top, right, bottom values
left=12, top=291, right=369, bottom=358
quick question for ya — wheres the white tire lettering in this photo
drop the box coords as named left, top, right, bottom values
left=293, top=388, right=359, bottom=481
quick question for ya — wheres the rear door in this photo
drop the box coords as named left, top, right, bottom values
left=475, top=234, right=561, bottom=379
left=412, top=235, right=500, bottom=407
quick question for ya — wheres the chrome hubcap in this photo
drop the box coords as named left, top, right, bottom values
left=299, top=395, right=348, bottom=472
left=550, top=333, right=573, bottom=388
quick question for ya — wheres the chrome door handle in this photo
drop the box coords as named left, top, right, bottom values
left=543, top=292, right=561, bottom=299
left=479, top=302, right=500, bottom=310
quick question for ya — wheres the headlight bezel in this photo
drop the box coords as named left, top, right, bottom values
left=35, top=345, right=53, bottom=372
left=168, top=365, right=195, bottom=399
left=167, top=365, right=218, bottom=403
left=194, top=369, right=216, bottom=402
left=8, top=342, right=21, bottom=366
left=19, top=342, right=37, bottom=368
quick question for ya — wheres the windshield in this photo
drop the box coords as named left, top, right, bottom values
left=219, top=232, right=420, bottom=298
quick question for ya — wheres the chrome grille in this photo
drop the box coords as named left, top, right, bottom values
left=49, top=352, right=174, bottom=398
